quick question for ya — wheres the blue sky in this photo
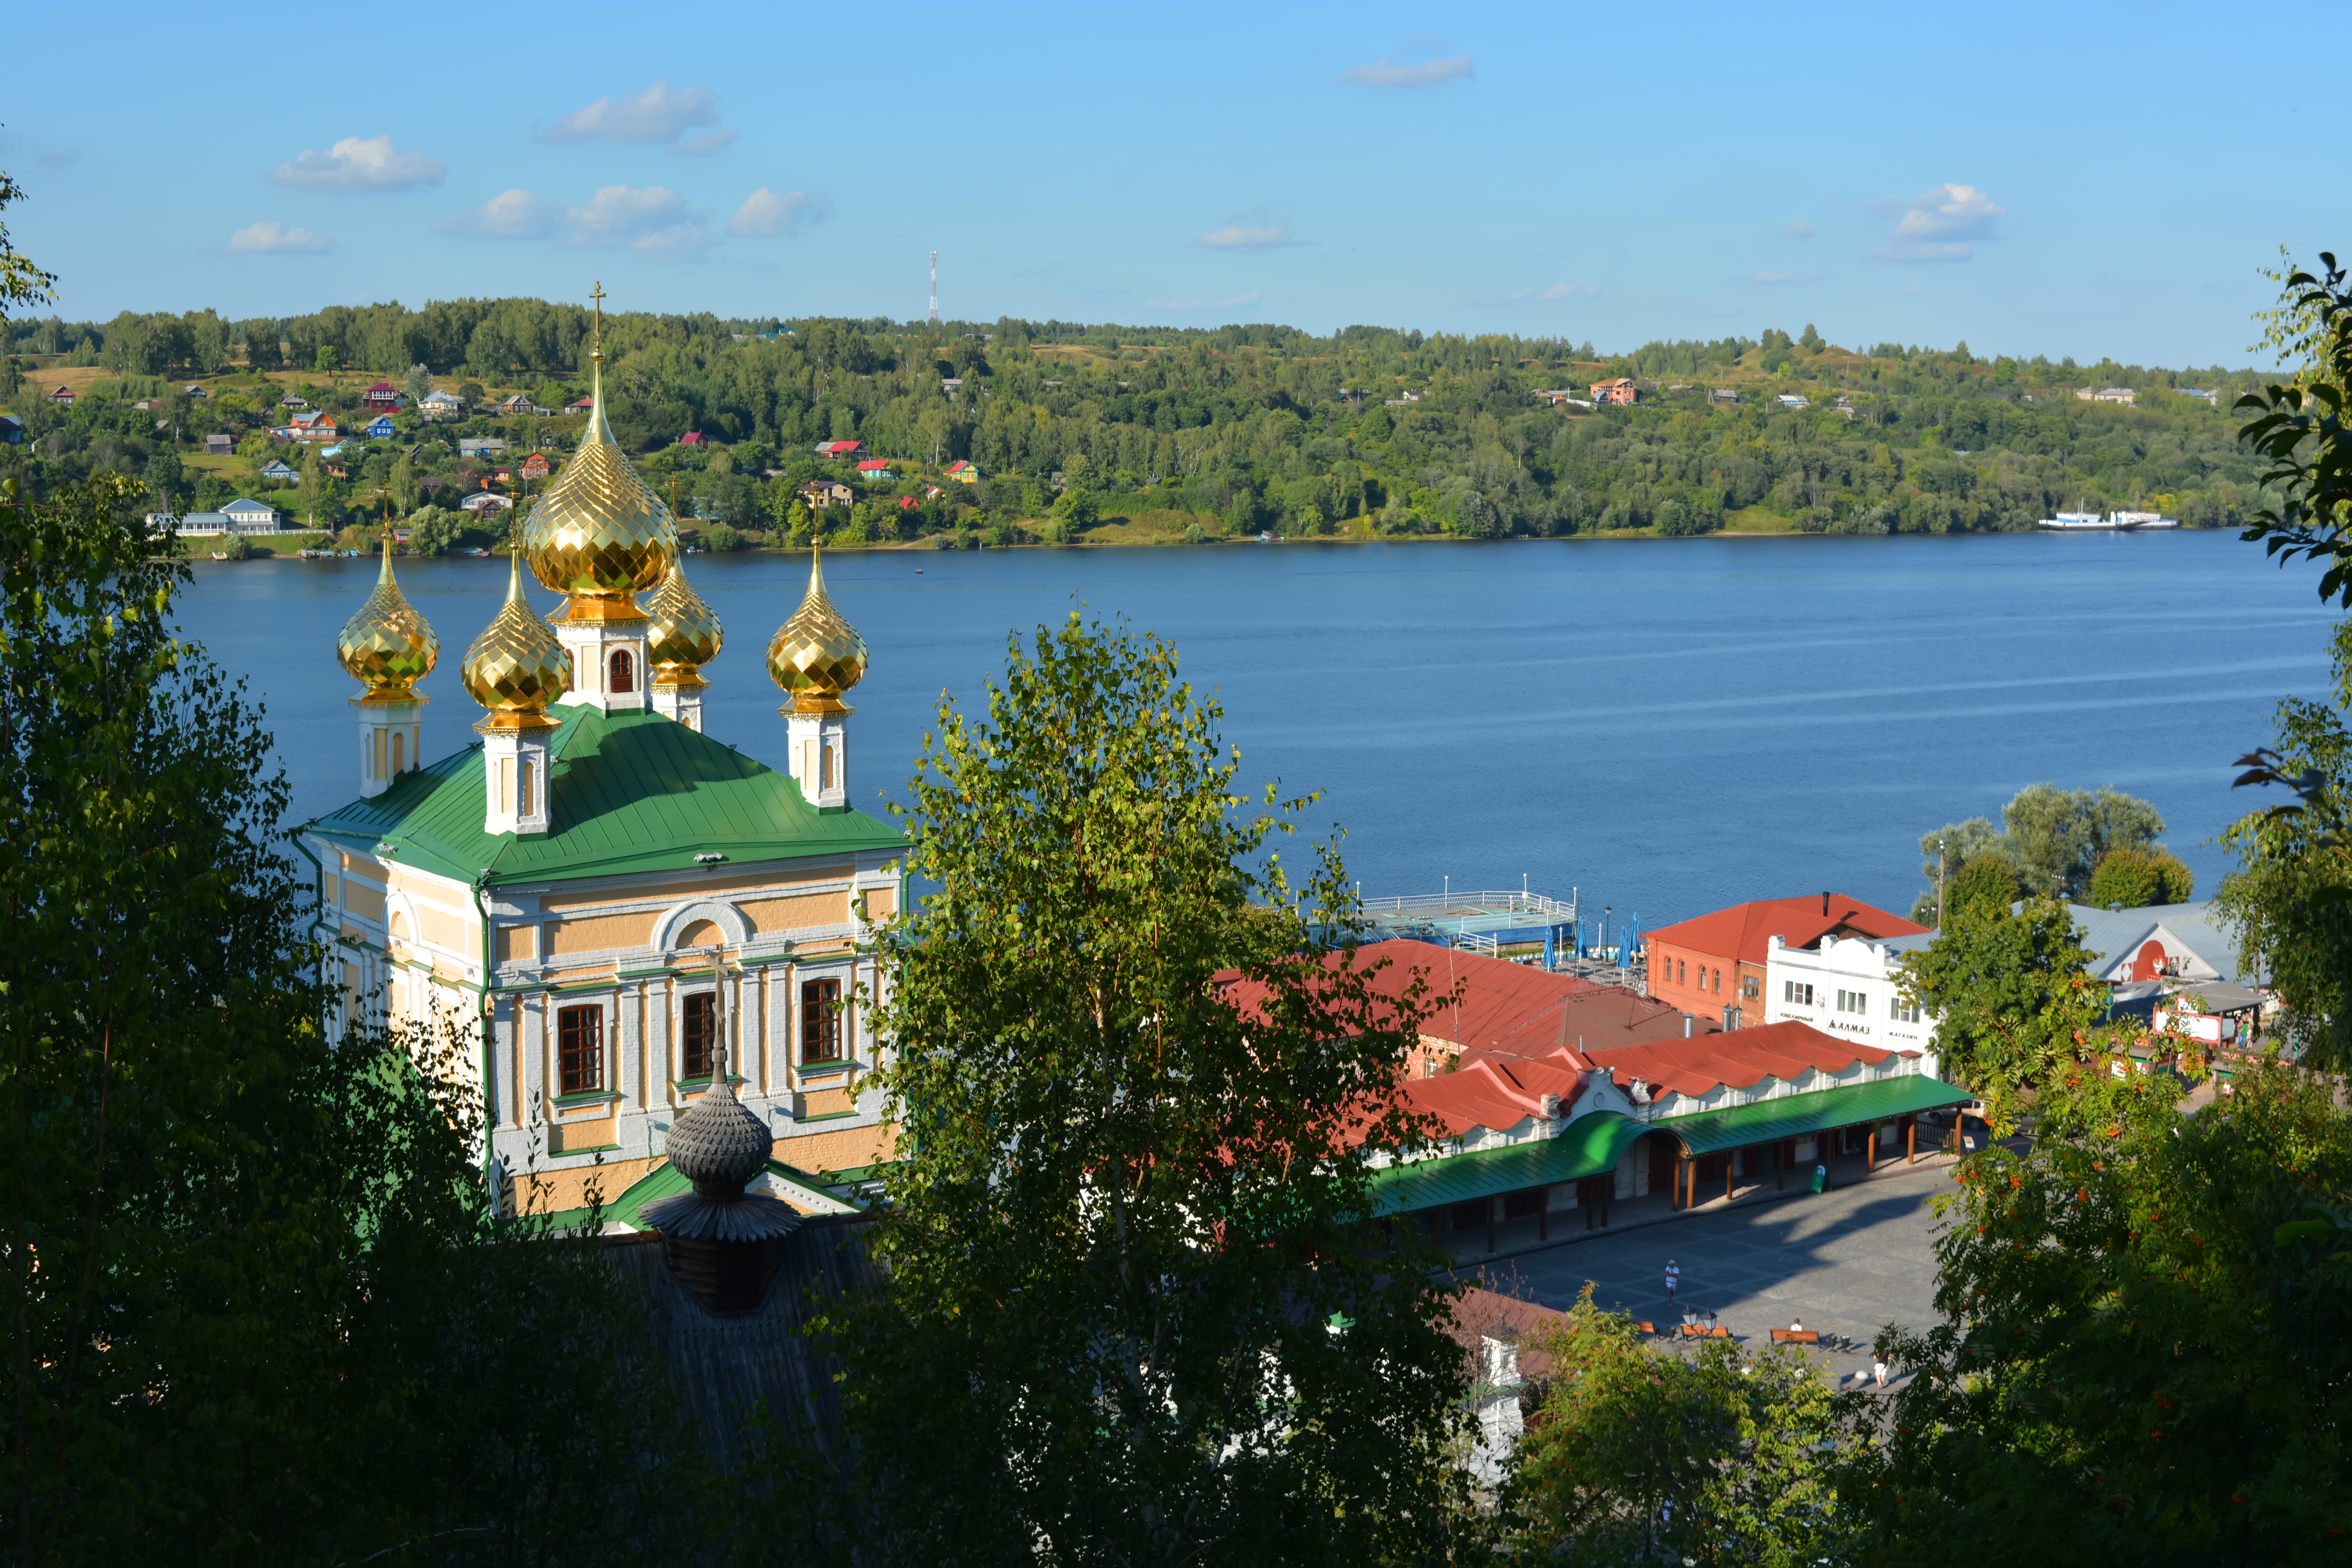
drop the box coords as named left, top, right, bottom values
left=4, top=3, right=2330, bottom=367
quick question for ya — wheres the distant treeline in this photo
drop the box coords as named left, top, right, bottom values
left=4, top=299, right=2275, bottom=539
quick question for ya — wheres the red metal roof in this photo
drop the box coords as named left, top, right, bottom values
left=1644, top=894, right=1925, bottom=969
left=1402, top=1051, right=1589, bottom=1136
left=1585, top=1018, right=1904, bottom=1099
left=856, top=458, right=891, bottom=470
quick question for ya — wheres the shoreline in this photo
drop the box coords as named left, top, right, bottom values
left=174, top=523, right=2231, bottom=563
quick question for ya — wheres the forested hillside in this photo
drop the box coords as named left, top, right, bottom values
left=1, top=299, right=2273, bottom=547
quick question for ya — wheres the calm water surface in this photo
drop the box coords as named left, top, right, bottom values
left=172, top=533, right=2341, bottom=927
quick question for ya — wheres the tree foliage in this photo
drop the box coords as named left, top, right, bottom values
left=1837, top=1062, right=2352, bottom=1567
left=0, top=475, right=699, bottom=1563
left=1896, top=896, right=2104, bottom=1120
left=2086, top=846, right=2194, bottom=909
left=1912, top=784, right=2169, bottom=917
left=818, top=613, right=1475, bottom=1565
left=1504, top=1289, right=1847, bottom=1565
left=2216, top=619, right=2352, bottom=1069
left=2238, top=253, right=2352, bottom=605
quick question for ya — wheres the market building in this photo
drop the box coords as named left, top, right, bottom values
left=299, top=295, right=905, bottom=1223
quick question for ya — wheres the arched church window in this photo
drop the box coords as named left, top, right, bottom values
left=610, top=648, right=635, bottom=693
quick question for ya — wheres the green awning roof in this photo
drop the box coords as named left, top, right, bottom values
left=1369, top=1111, right=1644, bottom=1217
left=1653, top=1074, right=1969, bottom=1156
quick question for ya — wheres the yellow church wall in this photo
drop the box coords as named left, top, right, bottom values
left=798, top=1084, right=858, bottom=1118
left=507, top=1154, right=666, bottom=1218
left=546, top=910, right=659, bottom=955
left=776, top=1120, right=895, bottom=1175
left=419, top=904, right=475, bottom=955
left=343, top=878, right=387, bottom=925
left=537, top=860, right=858, bottom=915
left=496, top=924, right=538, bottom=962
left=738, top=891, right=850, bottom=934
left=862, top=886, right=897, bottom=920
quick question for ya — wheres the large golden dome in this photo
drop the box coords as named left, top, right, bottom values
left=521, top=311, right=675, bottom=617
left=767, top=544, right=866, bottom=713
left=461, top=546, right=570, bottom=728
left=646, top=562, right=722, bottom=686
left=337, top=535, right=438, bottom=700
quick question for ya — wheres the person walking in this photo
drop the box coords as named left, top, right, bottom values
left=1664, top=1259, right=1681, bottom=1307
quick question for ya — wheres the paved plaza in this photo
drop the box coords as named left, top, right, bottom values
left=1455, top=1158, right=1961, bottom=1381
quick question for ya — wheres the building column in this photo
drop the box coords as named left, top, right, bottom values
left=1907, top=1116, right=1917, bottom=1165
left=1867, top=1123, right=1878, bottom=1172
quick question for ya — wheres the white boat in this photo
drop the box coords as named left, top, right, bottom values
left=2036, top=508, right=2180, bottom=531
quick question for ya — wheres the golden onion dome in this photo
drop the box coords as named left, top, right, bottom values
left=337, top=534, right=438, bottom=700
left=766, top=543, right=866, bottom=713
left=461, top=546, right=571, bottom=728
left=646, top=562, right=722, bottom=686
left=521, top=323, right=675, bottom=616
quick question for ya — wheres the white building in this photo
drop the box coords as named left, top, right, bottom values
left=1763, top=931, right=1939, bottom=1078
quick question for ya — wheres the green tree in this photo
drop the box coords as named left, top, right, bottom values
left=0, top=477, right=700, bottom=1560
left=0, top=167, right=58, bottom=317
left=1837, top=1062, right=2352, bottom=1567
left=141, top=449, right=182, bottom=513
left=1506, top=1288, right=1846, bottom=1564
left=406, top=503, right=460, bottom=555
left=405, top=361, right=432, bottom=406
left=1051, top=484, right=1100, bottom=528
left=2087, top=846, right=2194, bottom=909
left=2216, top=619, right=2352, bottom=1067
left=389, top=450, right=418, bottom=513
left=2238, top=254, right=2352, bottom=603
left=1896, top=895, right=2103, bottom=1120
left=818, top=614, right=1475, bottom=1566
left=299, top=445, right=325, bottom=527
left=1943, top=854, right=2022, bottom=924
left=2002, top=783, right=2167, bottom=900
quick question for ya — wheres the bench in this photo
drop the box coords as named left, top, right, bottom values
left=1633, top=1321, right=1655, bottom=1336
left=1680, top=1324, right=1731, bottom=1339
left=1771, top=1329, right=1820, bottom=1345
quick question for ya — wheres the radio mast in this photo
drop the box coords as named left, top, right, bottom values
left=928, top=251, right=939, bottom=325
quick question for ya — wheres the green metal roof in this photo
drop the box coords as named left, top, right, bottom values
left=1369, top=1111, right=1645, bottom=1217
left=1366, top=1074, right=1971, bottom=1217
left=305, top=706, right=904, bottom=886
left=1654, top=1074, right=1969, bottom=1156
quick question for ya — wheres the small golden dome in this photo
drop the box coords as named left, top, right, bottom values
left=337, top=535, right=438, bottom=700
left=647, top=562, right=722, bottom=686
left=767, top=543, right=866, bottom=713
left=521, top=310, right=675, bottom=616
left=461, top=546, right=570, bottom=729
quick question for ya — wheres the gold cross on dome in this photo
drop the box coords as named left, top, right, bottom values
left=589, top=281, right=606, bottom=355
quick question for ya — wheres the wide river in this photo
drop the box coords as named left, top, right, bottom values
left=172, top=532, right=2339, bottom=932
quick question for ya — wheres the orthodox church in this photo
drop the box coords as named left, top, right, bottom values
left=300, top=298, right=904, bottom=1222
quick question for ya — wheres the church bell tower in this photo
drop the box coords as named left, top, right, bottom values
left=335, top=535, right=438, bottom=798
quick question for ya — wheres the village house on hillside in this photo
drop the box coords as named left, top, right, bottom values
left=1590, top=377, right=1638, bottom=406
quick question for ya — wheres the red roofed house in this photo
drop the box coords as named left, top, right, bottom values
left=815, top=440, right=862, bottom=458
left=566, top=396, right=596, bottom=418
left=1643, top=892, right=1925, bottom=1031
left=1318, top=937, right=1966, bottom=1258
left=363, top=381, right=403, bottom=409
left=49, top=384, right=74, bottom=406
left=1590, top=377, right=1638, bottom=405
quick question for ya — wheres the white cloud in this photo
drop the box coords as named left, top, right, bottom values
left=270, top=134, right=446, bottom=192
left=1871, top=183, right=2004, bottom=262
left=1147, top=292, right=1263, bottom=311
left=436, top=188, right=564, bottom=240
left=1784, top=221, right=1814, bottom=238
left=569, top=183, right=693, bottom=237
left=1338, top=54, right=1474, bottom=87
left=437, top=185, right=713, bottom=260
left=226, top=221, right=332, bottom=254
left=671, top=129, right=738, bottom=158
left=544, top=80, right=721, bottom=145
left=1198, top=224, right=1294, bottom=249
left=728, top=187, right=824, bottom=237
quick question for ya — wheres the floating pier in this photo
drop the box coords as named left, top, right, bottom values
left=1356, top=887, right=1644, bottom=989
